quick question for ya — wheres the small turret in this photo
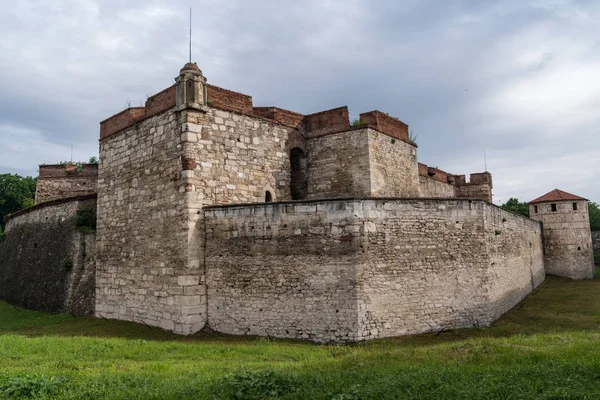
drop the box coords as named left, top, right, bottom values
left=175, top=62, right=207, bottom=111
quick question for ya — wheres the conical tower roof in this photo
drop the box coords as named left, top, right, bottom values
left=528, top=189, right=587, bottom=204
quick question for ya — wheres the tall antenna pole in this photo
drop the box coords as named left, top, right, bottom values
left=484, top=150, right=488, bottom=171
left=189, top=7, right=192, bottom=63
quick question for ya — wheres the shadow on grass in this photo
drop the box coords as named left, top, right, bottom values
left=1, top=275, right=599, bottom=348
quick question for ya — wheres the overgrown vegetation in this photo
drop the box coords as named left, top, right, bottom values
left=589, top=202, right=600, bottom=231
left=0, top=174, right=36, bottom=230
left=408, top=128, right=417, bottom=144
left=350, top=118, right=362, bottom=128
left=0, top=276, right=600, bottom=398
left=500, top=197, right=530, bottom=217
left=75, top=207, right=96, bottom=233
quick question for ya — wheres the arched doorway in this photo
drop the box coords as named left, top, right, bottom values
left=265, top=191, right=273, bottom=202
left=290, top=148, right=307, bottom=200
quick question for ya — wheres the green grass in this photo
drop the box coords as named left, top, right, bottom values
left=1, top=273, right=600, bottom=399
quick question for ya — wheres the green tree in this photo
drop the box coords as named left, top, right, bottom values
left=589, top=202, right=600, bottom=231
left=500, top=197, right=530, bottom=217
left=0, top=174, right=37, bottom=228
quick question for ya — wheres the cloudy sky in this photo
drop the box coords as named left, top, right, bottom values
left=1, top=0, right=599, bottom=204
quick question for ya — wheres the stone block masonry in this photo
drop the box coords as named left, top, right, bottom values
left=204, top=198, right=544, bottom=342
left=529, top=198, right=594, bottom=280
left=0, top=195, right=97, bottom=314
left=95, top=108, right=206, bottom=334
left=35, top=164, right=98, bottom=205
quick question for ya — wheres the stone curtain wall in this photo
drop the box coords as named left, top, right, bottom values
left=204, top=202, right=362, bottom=342
left=0, top=196, right=96, bottom=314
left=592, top=231, right=600, bottom=252
left=483, top=206, right=544, bottom=320
left=355, top=200, right=543, bottom=340
left=529, top=200, right=594, bottom=279
left=368, top=129, right=419, bottom=197
left=306, top=129, right=371, bottom=199
left=95, top=109, right=206, bottom=334
left=418, top=176, right=456, bottom=197
left=35, top=164, right=98, bottom=205
left=204, top=198, right=545, bottom=342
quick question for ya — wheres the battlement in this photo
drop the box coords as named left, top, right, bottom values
left=39, top=163, right=98, bottom=179
left=304, top=106, right=350, bottom=138
left=206, top=84, right=253, bottom=114
left=418, top=163, right=453, bottom=184
left=360, top=111, right=410, bottom=143
left=253, top=107, right=304, bottom=128
left=99, top=76, right=416, bottom=144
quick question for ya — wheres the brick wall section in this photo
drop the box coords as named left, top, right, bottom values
left=100, top=107, right=146, bottom=140
left=204, top=198, right=545, bottom=342
left=305, top=129, right=371, bottom=198
left=252, top=107, right=304, bottom=128
left=304, top=107, right=350, bottom=138
left=206, top=84, right=254, bottom=115
left=529, top=200, right=595, bottom=279
left=360, top=111, right=409, bottom=142
left=145, top=85, right=176, bottom=118
left=592, top=231, right=600, bottom=252
left=35, top=164, right=98, bottom=204
left=368, top=129, right=420, bottom=197
left=0, top=196, right=96, bottom=314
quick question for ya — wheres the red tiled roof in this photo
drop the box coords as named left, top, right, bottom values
left=528, top=189, right=587, bottom=204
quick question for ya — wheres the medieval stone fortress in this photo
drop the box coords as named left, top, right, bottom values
left=0, top=62, right=595, bottom=343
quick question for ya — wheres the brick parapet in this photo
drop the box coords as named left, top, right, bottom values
left=253, top=107, right=304, bottom=128
left=38, top=164, right=98, bottom=179
left=359, top=111, right=412, bottom=144
left=304, top=106, right=350, bottom=138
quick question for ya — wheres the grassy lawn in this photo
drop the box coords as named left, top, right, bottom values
left=0, top=270, right=599, bottom=399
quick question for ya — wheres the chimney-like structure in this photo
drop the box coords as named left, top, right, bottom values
left=175, top=62, right=207, bottom=111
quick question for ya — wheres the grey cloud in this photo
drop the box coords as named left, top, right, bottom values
left=0, top=0, right=599, bottom=204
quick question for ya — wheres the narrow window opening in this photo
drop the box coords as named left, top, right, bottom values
left=265, top=191, right=272, bottom=202
left=573, top=202, right=577, bottom=211
left=534, top=205, right=538, bottom=213
left=551, top=203, right=557, bottom=212
left=290, top=147, right=307, bottom=200
left=577, top=246, right=581, bottom=251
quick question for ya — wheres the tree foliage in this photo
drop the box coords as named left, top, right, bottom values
left=500, top=197, right=530, bottom=217
left=589, top=202, right=600, bottom=231
left=0, top=174, right=36, bottom=228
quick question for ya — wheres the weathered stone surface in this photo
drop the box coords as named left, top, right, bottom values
left=204, top=199, right=544, bottom=343
left=419, top=175, right=455, bottom=197
left=529, top=200, right=595, bottom=279
left=35, top=164, right=98, bottom=205
left=0, top=196, right=96, bottom=314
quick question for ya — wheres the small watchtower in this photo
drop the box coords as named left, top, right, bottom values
left=529, top=189, right=595, bottom=279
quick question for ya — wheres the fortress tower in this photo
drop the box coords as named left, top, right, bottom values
left=529, top=189, right=595, bottom=280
